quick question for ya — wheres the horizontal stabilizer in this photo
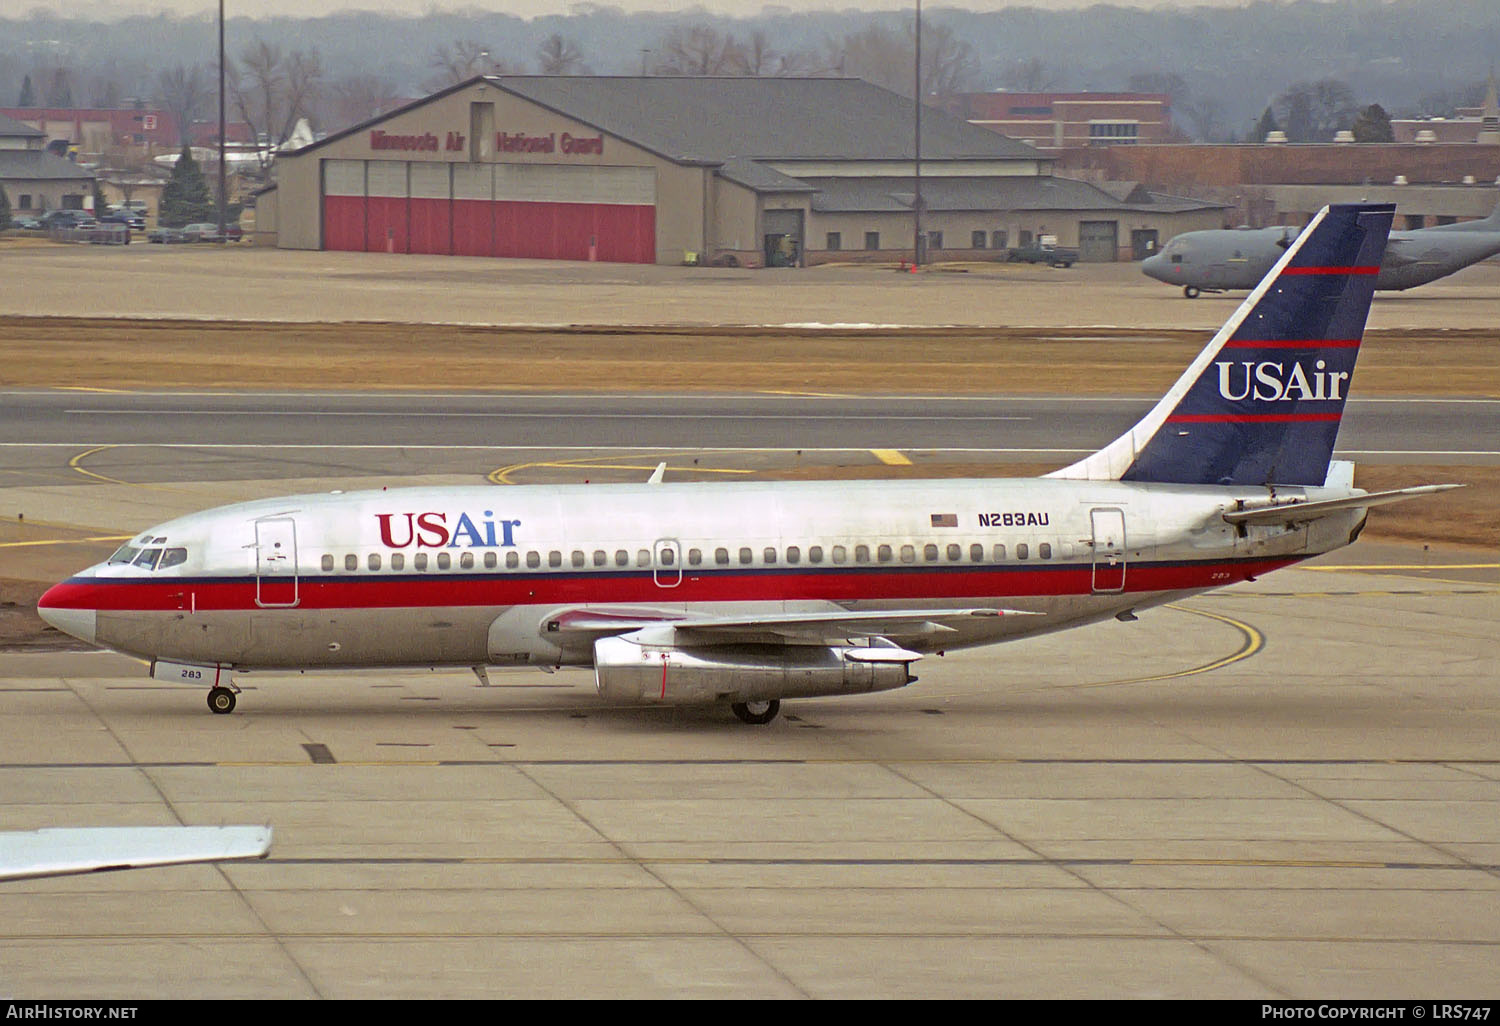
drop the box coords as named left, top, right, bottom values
left=0, top=826, right=272, bottom=882
left=1223, top=484, right=1464, bottom=526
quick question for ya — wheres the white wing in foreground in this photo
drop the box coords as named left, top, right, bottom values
left=0, top=826, right=272, bottom=881
left=551, top=606, right=1039, bottom=646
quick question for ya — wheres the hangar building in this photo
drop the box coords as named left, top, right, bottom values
left=260, top=75, right=1224, bottom=265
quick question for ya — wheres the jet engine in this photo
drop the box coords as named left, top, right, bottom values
left=592, top=634, right=917, bottom=706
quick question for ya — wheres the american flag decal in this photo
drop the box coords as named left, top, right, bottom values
left=930, top=513, right=958, bottom=528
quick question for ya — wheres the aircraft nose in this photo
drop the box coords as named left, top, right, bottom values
left=1140, top=253, right=1169, bottom=282
left=37, top=583, right=98, bottom=645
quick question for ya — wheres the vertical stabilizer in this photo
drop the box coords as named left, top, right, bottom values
left=1048, top=203, right=1395, bottom=486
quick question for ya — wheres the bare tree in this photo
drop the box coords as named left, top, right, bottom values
left=826, top=22, right=973, bottom=100
left=228, top=41, right=324, bottom=175
left=322, top=73, right=404, bottom=133
left=999, top=57, right=1060, bottom=93
left=535, top=34, right=586, bottom=75
left=1274, top=78, right=1358, bottom=141
left=651, top=24, right=742, bottom=76
left=157, top=64, right=214, bottom=147
left=424, top=40, right=517, bottom=91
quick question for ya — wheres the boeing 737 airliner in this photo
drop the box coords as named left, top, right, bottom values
left=38, top=204, right=1456, bottom=723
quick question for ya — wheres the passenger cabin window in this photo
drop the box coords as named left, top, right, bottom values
left=833, top=545, right=847, bottom=564
left=461, top=552, right=474, bottom=569
left=855, top=545, right=870, bottom=563
left=1016, top=543, right=1029, bottom=560
left=637, top=549, right=651, bottom=567
left=526, top=551, right=540, bottom=569
left=993, top=544, right=1006, bottom=561
left=660, top=548, right=674, bottom=566
left=970, top=544, right=984, bottom=562
left=438, top=552, right=452, bottom=570
left=1039, top=542, right=1052, bottom=560
left=593, top=550, right=607, bottom=567
left=392, top=553, right=405, bottom=571
left=571, top=551, right=585, bottom=568
left=415, top=553, right=429, bottom=571
left=924, top=544, right=939, bottom=561
left=786, top=546, right=800, bottom=564
left=947, top=544, right=961, bottom=561
left=900, top=545, right=915, bottom=563
left=344, top=554, right=357, bottom=571
left=739, top=547, right=753, bottom=565
left=763, top=547, right=777, bottom=564
left=369, top=554, right=382, bottom=571
left=877, top=544, right=893, bottom=563
left=809, top=546, right=823, bottom=564
left=548, top=551, right=562, bottom=568
left=321, top=554, right=334, bottom=572
left=715, top=547, right=729, bottom=565
left=615, top=550, right=628, bottom=567
left=689, top=548, right=702, bottom=566
left=505, top=552, right=518, bottom=569
left=485, top=552, right=497, bottom=569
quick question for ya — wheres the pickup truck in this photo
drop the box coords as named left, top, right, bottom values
left=1007, top=241, right=1078, bottom=267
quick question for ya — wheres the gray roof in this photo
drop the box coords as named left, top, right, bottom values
left=805, top=175, right=1227, bottom=214
left=490, top=76, right=1045, bottom=165
left=0, top=150, right=95, bottom=183
left=716, top=156, right=815, bottom=193
left=0, top=111, right=45, bottom=138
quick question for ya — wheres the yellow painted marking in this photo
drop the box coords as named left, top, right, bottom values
left=58, top=386, right=132, bottom=394
left=67, top=445, right=129, bottom=486
left=489, top=452, right=752, bottom=486
left=757, top=389, right=853, bottom=398
left=1132, top=858, right=1385, bottom=869
left=1306, top=563, right=1499, bottom=571
left=0, top=535, right=131, bottom=549
left=1076, top=604, right=1263, bottom=688
left=871, top=449, right=913, bottom=466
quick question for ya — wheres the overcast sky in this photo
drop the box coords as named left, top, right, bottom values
left=24, top=0, right=1264, bottom=20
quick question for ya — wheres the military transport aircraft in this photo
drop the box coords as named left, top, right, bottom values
left=1143, top=202, right=1500, bottom=297
left=38, top=203, right=1458, bottom=725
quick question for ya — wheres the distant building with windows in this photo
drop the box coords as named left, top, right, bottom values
left=944, top=92, right=1176, bottom=150
left=262, top=75, right=1222, bottom=266
left=0, top=111, right=94, bottom=215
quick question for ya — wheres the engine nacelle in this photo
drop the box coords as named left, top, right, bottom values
left=593, top=635, right=916, bottom=706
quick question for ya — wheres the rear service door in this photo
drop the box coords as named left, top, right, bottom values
left=1090, top=508, right=1127, bottom=593
left=255, top=516, right=299, bottom=608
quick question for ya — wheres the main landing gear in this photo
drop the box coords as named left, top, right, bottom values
left=207, top=684, right=239, bottom=714
left=731, top=699, right=781, bottom=725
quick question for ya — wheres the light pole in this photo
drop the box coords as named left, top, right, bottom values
left=217, top=0, right=227, bottom=244
left=913, top=0, right=923, bottom=268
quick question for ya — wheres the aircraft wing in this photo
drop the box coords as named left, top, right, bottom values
left=1223, top=485, right=1464, bottom=527
left=0, top=826, right=272, bottom=882
left=551, top=606, right=1038, bottom=646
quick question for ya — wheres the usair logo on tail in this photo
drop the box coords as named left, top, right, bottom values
left=1215, top=360, right=1351, bottom=402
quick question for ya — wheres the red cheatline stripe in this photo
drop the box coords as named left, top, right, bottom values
left=1167, top=413, right=1342, bottom=423
left=1281, top=266, right=1380, bottom=276
left=39, top=557, right=1304, bottom=613
left=1222, top=338, right=1361, bottom=349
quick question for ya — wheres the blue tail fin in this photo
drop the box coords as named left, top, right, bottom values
left=1050, top=203, right=1395, bottom=487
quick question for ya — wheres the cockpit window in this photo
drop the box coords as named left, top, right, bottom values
left=133, top=548, right=163, bottom=570
left=158, top=547, right=188, bottom=569
left=108, top=545, right=141, bottom=565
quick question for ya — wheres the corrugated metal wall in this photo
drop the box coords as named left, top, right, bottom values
left=321, top=159, right=656, bottom=263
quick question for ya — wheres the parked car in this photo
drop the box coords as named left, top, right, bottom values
left=39, top=209, right=98, bottom=229
left=99, top=209, right=146, bottom=231
left=1007, top=236, right=1078, bottom=268
left=181, top=222, right=243, bottom=242
left=147, top=226, right=190, bottom=244
left=10, top=216, right=42, bottom=231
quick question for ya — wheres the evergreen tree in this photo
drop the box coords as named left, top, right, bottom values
left=0, top=186, right=12, bottom=231
left=17, top=74, right=36, bottom=107
left=158, top=146, right=214, bottom=227
left=1253, top=106, right=1280, bottom=142
left=1351, top=103, right=1395, bottom=143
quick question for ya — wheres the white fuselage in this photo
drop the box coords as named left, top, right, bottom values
left=41, top=476, right=1362, bottom=673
